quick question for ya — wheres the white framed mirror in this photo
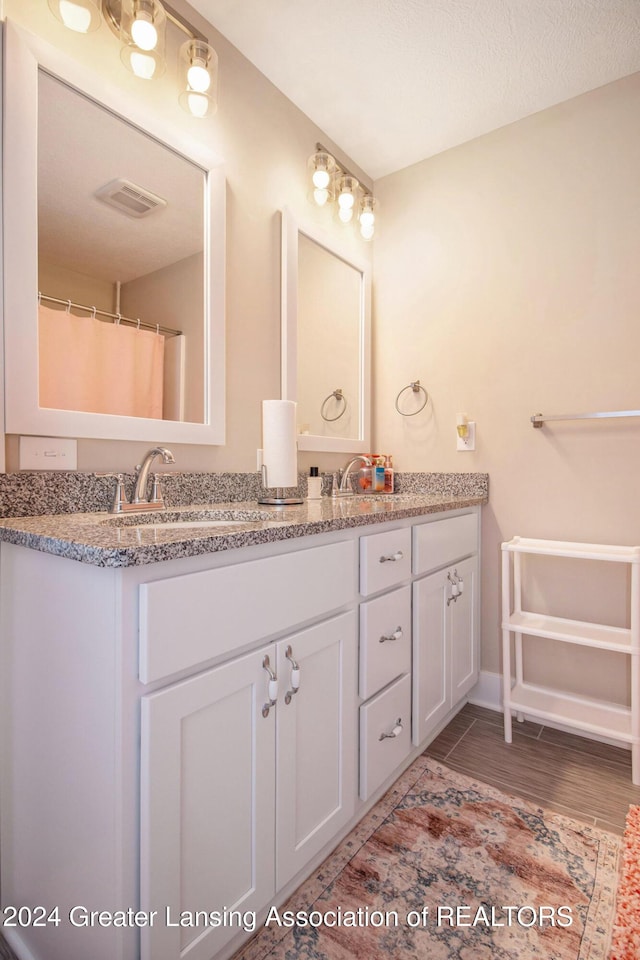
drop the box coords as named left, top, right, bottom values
left=281, top=208, right=371, bottom=453
left=3, top=21, right=225, bottom=444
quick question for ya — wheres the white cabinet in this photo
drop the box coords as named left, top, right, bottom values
left=412, top=525, right=479, bottom=746
left=501, top=536, right=640, bottom=784
left=140, top=611, right=356, bottom=960
left=0, top=505, right=482, bottom=960
left=140, top=647, right=277, bottom=960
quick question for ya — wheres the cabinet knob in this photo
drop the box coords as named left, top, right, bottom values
left=379, top=627, right=403, bottom=644
left=379, top=550, right=403, bottom=564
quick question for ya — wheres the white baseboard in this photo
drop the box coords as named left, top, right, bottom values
left=467, top=670, right=501, bottom=711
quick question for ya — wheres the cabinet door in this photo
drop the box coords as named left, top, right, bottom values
left=412, top=569, right=449, bottom=745
left=276, top=611, right=357, bottom=889
left=140, top=648, right=276, bottom=960
left=450, top=555, right=479, bottom=703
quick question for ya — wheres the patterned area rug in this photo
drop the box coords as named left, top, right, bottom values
left=610, top=805, right=640, bottom=959
left=234, top=756, right=621, bottom=960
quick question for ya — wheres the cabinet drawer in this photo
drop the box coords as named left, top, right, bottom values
left=360, top=527, right=411, bottom=596
left=139, top=540, right=356, bottom=683
left=413, top=512, right=477, bottom=576
left=359, top=586, right=411, bottom=700
left=359, top=673, right=411, bottom=800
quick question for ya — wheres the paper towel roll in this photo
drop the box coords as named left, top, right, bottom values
left=262, top=400, right=298, bottom=488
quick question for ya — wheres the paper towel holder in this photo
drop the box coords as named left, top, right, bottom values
left=258, top=464, right=304, bottom=505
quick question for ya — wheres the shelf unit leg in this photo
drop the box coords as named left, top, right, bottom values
left=501, top=547, right=513, bottom=744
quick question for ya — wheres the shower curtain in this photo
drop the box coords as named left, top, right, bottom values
left=38, top=304, right=165, bottom=419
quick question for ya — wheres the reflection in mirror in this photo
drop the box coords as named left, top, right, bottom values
left=38, top=71, right=205, bottom=423
left=3, top=22, right=225, bottom=445
left=297, top=233, right=361, bottom=440
left=281, top=210, right=371, bottom=454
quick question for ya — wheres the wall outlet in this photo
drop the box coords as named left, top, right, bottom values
left=456, top=421, right=476, bottom=452
left=19, top=436, right=78, bottom=470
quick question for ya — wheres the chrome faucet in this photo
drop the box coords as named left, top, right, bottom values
left=133, top=446, right=175, bottom=505
left=334, top=456, right=372, bottom=496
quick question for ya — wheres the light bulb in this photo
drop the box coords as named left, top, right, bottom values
left=339, top=207, right=353, bottom=223
left=312, top=167, right=330, bottom=189
left=129, top=50, right=157, bottom=78
left=49, top=0, right=100, bottom=32
left=131, top=12, right=158, bottom=50
left=59, top=0, right=92, bottom=31
left=360, top=221, right=374, bottom=240
left=187, top=61, right=211, bottom=93
left=338, top=190, right=355, bottom=210
left=186, top=92, right=210, bottom=118
left=313, top=187, right=329, bottom=206
left=359, top=209, right=375, bottom=228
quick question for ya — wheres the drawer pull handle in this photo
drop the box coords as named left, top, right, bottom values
left=380, top=550, right=403, bottom=564
left=284, top=645, right=301, bottom=705
left=262, top=655, right=279, bottom=718
left=379, top=718, right=403, bottom=741
left=379, top=627, right=403, bottom=644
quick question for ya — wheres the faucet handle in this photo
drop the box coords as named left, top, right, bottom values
left=149, top=473, right=166, bottom=506
left=96, top=472, right=129, bottom=513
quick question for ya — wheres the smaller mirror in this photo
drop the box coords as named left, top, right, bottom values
left=281, top=209, right=371, bottom=453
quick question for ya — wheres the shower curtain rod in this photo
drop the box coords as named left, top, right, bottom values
left=38, top=293, right=182, bottom=338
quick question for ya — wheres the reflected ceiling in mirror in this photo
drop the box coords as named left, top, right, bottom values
left=281, top=209, right=371, bottom=454
left=3, top=22, right=225, bottom=445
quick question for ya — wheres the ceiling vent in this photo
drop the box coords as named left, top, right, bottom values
left=94, top=178, right=167, bottom=219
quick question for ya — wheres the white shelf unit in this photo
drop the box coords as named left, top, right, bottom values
left=501, top=536, right=640, bottom=785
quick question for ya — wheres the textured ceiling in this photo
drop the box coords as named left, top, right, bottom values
left=190, top=0, right=640, bottom=180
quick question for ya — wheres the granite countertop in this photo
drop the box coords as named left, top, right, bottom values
left=0, top=492, right=487, bottom=568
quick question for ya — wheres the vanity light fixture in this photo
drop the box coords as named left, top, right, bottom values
left=178, top=39, right=218, bottom=117
left=118, top=0, right=167, bottom=80
left=308, top=150, right=336, bottom=207
left=48, top=0, right=102, bottom=33
left=48, top=0, right=218, bottom=117
left=308, top=143, right=377, bottom=240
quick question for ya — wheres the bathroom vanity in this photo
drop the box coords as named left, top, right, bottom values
left=0, top=491, right=483, bottom=960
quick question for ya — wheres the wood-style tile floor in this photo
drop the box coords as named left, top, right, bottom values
left=426, top=702, right=640, bottom=835
left=1, top=703, right=637, bottom=960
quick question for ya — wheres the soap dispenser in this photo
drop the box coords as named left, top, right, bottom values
left=307, top=467, right=323, bottom=500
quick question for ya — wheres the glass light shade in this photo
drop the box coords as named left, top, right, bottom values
left=119, top=0, right=166, bottom=79
left=179, top=40, right=218, bottom=117
left=337, top=176, right=358, bottom=210
left=48, top=0, right=101, bottom=32
left=308, top=151, right=336, bottom=194
left=359, top=195, right=376, bottom=228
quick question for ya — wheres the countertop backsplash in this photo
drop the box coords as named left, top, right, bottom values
left=0, top=470, right=488, bottom=519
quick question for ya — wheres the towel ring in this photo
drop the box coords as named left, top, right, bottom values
left=395, top=380, right=429, bottom=416
left=321, top=388, right=347, bottom=422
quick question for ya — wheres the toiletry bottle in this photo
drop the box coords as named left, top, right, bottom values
left=358, top=465, right=372, bottom=491
left=307, top=467, right=323, bottom=500
left=384, top=455, right=394, bottom=493
left=373, top=457, right=385, bottom=492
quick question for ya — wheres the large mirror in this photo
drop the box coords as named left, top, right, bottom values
left=281, top=209, right=371, bottom=453
left=3, top=22, right=225, bottom=444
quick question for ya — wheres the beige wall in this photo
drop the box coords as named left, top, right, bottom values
left=373, top=72, right=640, bottom=703
left=3, top=0, right=371, bottom=473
